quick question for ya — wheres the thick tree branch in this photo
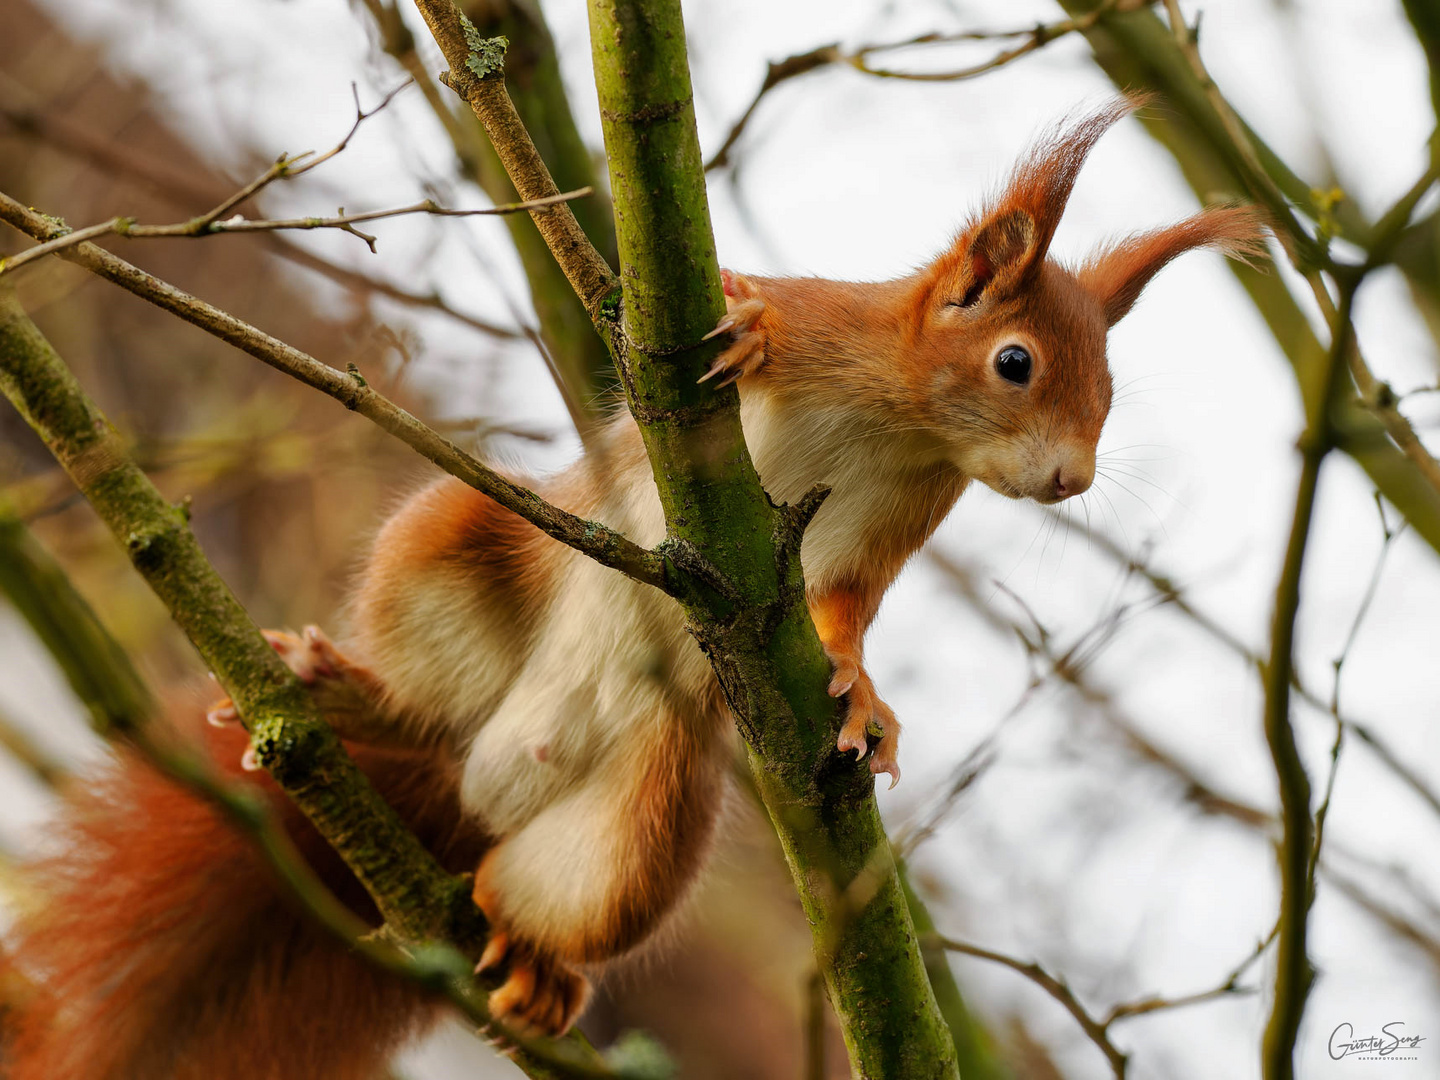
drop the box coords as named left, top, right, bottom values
left=404, top=0, right=961, bottom=1071
left=411, top=0, right=619, bottom=321
left=584, top=1, right=956, bottom=1074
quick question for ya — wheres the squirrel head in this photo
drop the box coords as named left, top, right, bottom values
left=907, top=99, right=1266, bottom=504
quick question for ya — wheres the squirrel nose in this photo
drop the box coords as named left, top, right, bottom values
left=1052, top=467, right=1092, bottom=500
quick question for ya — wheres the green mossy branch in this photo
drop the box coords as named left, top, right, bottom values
left=0, top=498, right=462, bottom=1021
left=583, top=1, right=958, bottom=1074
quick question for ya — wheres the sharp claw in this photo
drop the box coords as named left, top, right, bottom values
left=240, top=744, right=260, bottom=771
left=701, top=318, right=735, bottom=341
left=873, top=759, right=901, bottom=789
left=303, top=625, right=336, bottom=677
left=206, top=702, right=238, bottom=728
left=697, top=358, right=729, bottom=384
left=476, top=932, right=509, bottom=973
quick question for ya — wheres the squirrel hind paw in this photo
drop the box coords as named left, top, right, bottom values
left=487, top=955, right=591, bottom=1039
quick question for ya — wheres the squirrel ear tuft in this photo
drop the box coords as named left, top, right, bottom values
left=997, top=97, right=1137, bottom=274
left=1079, top=205, right=1269, bottom=326
left=930, top=97, right=1139, bottom=307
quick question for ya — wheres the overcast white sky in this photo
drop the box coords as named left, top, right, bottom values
left=3, top=0, right=1438, bottom=1077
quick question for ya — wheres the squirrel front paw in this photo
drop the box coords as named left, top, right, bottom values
left=698, top=269, right=766, bottom=387
left=828, top=650, right=903, bottom=788
left=206, top=626, right=387, bottom=757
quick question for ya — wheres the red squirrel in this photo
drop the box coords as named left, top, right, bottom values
left=6, top=102, right=1262, bottom=1076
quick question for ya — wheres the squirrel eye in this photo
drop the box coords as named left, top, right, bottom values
left=995, top=345, right=1032, bottom=385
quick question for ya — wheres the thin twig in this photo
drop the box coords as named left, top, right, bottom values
left=1324, top=866, right=1440, bottom=970
left=0, top=189, right=593, bottom=275
left=1307, top=497, right=1401, bottom=906
left=895, top=737, right=1000, bottom=858
left=0, top=86, right=522, bottom=338
left=1102, top=923, right=1274, bottom=1025
left=704, top=0, right=1156, bottom=171
left=930, top=922, right=1269, bottom=1080
left=0, top=706, right=71, bottom=788
left=1042, top=521, right=1440, bottom=820
left=193, top=80, right=414, bottom=229
left=932, top=935, right=1128, bottom=1078
left=850, top=0, right=1157, bottom=81
left=927, top=548, right=1440, bottom=966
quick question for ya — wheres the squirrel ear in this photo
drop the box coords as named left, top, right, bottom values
left=1079, top=205, right=1268, bottom=326
left=952, top=208, right=1037, bottom=306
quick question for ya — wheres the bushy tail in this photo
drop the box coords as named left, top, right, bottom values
left=5, top=723, right=488, bottom=1080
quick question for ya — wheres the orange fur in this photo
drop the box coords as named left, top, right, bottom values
left=6, top=723, right=487, bottom=1080
left=1078, top=204, right=1268, bottom=325
left=474, top=697, right=723, bottom=965
left=356, top=476, right=557, bottom=641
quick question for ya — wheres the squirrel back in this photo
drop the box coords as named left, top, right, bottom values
left=5, top=722, right=486, bottom=1080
